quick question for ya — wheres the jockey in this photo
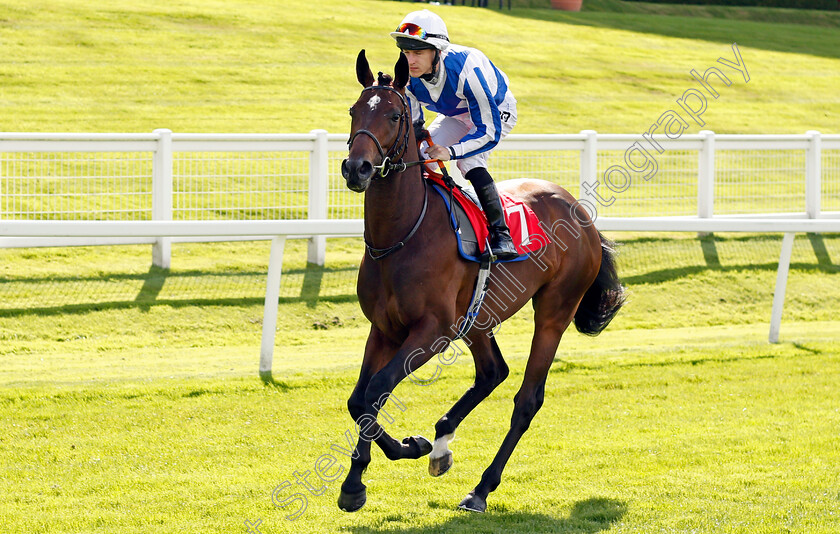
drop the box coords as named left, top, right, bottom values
left=390, top=9, right=519, bottom=261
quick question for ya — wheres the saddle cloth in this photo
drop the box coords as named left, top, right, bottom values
left=425, top=173, right=550, bottom=263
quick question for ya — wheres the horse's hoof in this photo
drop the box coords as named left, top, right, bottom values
left=338, top=488, right=367, bottom=512
left=416, top=435, right=433, bottom=456
left=458, top=492, right=487, bottom=513
left=428, top=451, right=453, bottom=477
left=403, top=435, right=433, bottom=458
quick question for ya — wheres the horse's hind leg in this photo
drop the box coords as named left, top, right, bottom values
left=429, top=335, right=509, bottom=477
left=459, top=297, right=575, bottom=513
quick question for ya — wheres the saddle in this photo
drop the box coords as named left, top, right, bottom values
left=424, top=171, right=550, bottom=263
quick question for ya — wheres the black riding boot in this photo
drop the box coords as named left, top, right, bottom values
left=465, top=168, right=519, bottom=261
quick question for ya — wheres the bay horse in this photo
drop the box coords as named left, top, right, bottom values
left=338, top=50, right=625, bottom=513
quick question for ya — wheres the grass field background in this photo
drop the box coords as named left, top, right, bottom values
left=2, top=234, right=839, bottom=533
left=2, top=0, right=840, bottom=532
left=1, top=0, right=838, bottom=133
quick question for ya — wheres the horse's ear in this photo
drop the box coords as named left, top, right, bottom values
left=394, top=53, right=409, bottom=90
left=356, top=49, right=375, bottom=88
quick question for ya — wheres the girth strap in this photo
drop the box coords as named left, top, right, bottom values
left=452, top=255, right=493, bottom=340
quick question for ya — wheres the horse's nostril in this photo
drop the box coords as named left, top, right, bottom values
left=342, top=159, right=374, bottom=183
left=342, top=158, right=373, bottom=192
left=358, top=161, right=374, bottom=179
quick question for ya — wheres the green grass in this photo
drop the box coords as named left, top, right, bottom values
left=0, top=0, right=838, bottom=133
left=583, top=0, right=840, bottom=26
left=1, top=235, right=839, bottom=532
left=4, top=346, right=840, bottom=533
left=2, top=1, right=840, bottom=532
left=2, top=234, right=839, bottom=370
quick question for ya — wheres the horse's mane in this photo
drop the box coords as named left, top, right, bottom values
left=376, top=71, right=393, bottom=87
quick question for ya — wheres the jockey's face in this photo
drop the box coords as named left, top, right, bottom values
left=402, top=49, right=436, bottom=78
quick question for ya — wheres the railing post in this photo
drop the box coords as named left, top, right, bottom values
left=698, top=130, right=715, bottom=219
left=697, top=130, right=715, bottom=237
left=260, top=236, right=286, bottom=379
left=806, top=130, right=821, bottom=219
left=579, top=130, right=598, bottom=207
left=152, top=128, right=173, bottom=269
left=307, top=129, right=328, bottom=266
left=769, top=232, right=796, bottom=343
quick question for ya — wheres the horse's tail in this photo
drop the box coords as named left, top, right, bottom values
left=574, top=233, right=626, bottom=336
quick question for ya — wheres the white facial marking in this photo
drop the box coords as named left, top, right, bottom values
left=367, top=95, right=381, bottom=110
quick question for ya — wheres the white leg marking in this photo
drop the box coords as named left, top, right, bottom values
left=430, top=433, right=455, bottom=459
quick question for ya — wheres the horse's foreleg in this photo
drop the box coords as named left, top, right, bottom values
left=338, top=322, right=439, bottom=512
left=459, top=325, right=563, bottom=513
left=359, top=322, right=442, bottom=461
left=429, top=335, right=509, bottom=477
left=338, top=326, right=398, bottom=512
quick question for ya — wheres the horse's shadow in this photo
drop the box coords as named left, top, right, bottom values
left=346, top=497, right=627, bottom=534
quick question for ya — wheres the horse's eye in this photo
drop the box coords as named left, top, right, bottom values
left=389, top=113, right=400, bottom=123
left=349, top=108, right=355, bottom=117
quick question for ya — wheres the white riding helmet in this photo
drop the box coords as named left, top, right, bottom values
left=390, top=9, right=450, bottom=51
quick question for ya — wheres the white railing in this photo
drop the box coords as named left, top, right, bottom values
left=2, top=130, right=838, bottom=264
left=2, top=130, right=839, bottom=373
left=493, top=130, right=839, bottom=220
left=0, top=129, right=348, bottom=266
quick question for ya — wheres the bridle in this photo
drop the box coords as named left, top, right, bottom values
left=345, top=84, right=431, bottom=260
left=345, top=85, right=413, bottom=179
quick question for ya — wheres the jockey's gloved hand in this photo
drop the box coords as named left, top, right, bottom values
left=413, top=121, right=427, bottom=142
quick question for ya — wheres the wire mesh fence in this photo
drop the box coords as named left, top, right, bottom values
left=327, top=152, right=363, bottom=219
left=824, top=148, right=840, bottom=213
left=0, top=151, right=153, bottom=220
left=173, top=151, right=310, bottom=221
left=594, top=149, right=699, bottom=217
left=2, top=133, right=839, bottom=229
left=490, top=149, right=580, bottom=195
left=716, top=149, right=807, bottom=215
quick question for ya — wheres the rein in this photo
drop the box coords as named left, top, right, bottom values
left=347, top=84, right=451, bottom=261
left=365, top=181, right=429, bottom=261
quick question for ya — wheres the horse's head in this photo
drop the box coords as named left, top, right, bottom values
left=341, top=50, right=411, bottom=193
